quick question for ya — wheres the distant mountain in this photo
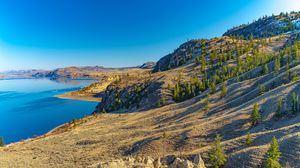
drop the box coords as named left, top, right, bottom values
left=39, top=66, right=148, bottom=79
left=0, top=69, right=50, bottom=79
left=2, top=63, right=154, bottom=79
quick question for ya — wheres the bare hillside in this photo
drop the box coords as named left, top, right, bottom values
left=1, top=12, right=300, bottom=168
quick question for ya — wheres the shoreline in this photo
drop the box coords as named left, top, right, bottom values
left=56, top=92, right=101, bottom=102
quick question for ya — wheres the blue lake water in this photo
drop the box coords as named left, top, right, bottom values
left=0, top=78, right=98, bottom=144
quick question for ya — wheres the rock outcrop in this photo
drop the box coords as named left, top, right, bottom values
left=140, top=62, right=157, bottom=69
left=95, top=77, right=166, bottom=112
left=88, top=155, right=206, bottom=168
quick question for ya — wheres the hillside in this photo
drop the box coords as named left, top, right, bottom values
left=223, top=11, right=300, bottom=38
left=1, top=12, right=300, bottom=168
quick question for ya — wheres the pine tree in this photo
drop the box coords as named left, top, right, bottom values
left=209, top=134, right=227, bottom=168
left=265, top=136, right=281, bottom=168
left=195, top=56, right=201, bottom=65
left=250, top=33, right=254, bottom=48
left=274, top=58, right=281, bottom=74
left=259, top=84, right=266, bottom=95
left=204, top=94, right=210, bottom=112
left=276, top=97, right=283, bottom=118
left=201, top=56, right=207, bottom=72
left=210, top=80, right=216, bottom=94
left=292, top=92, right=299, bottom=114
left=173, top=83, right=181, bottom=102
left=251, top=103, right=261, bottom=126
left=245, top=132, right=253, bottom=145
left=294, top=45, right=300, bottom=61
left=220, top=83, right=228, bottom=98
left=263, top=64, right=269, bottom=75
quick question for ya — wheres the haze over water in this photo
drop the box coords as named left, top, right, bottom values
left=0, top=78, right=97, bottom=143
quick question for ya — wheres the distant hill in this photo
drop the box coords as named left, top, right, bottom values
left=0, top=69, right=50, bottom=79
left=1, top=63, right=154, bottom=79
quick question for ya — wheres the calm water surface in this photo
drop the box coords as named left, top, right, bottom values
left=0, top=78, right=97, bottom=143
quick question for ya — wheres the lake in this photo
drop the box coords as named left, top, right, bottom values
left=0, top=78, right=98, bottom=144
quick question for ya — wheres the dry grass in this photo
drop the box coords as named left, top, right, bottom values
left=1, top=34, right=299, bottom=168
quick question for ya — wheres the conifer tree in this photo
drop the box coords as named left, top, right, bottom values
left=265, top=136, right=281, bottom=168
left=263, top=64, right=269, bottom=75
left=292, top=92, right=299, bottom=114
left=245, top=132, right=253, bottom=145
left=251, top=103, right=261, bottom=126
left=173, top=83, right=181, bottom=102
left=259, top=84, right=266, bottom=95
left=209, top=134, right=227, bottom=168
left=250, top=33, right=254, bottom=48
left=294, top=45, right=300, bottom=61
left=274, top=58, right=281, bottom=74
left=195, top=56, right=201, bottom=65
left=276, top=97, right=283, bottom=118
left=204, top=94, right=210, bottom=111
left=210, top=80, right=216, bottom=94
left=201, top=56, right=207, bottom=72
left=220, top=83, right=228, bottom=98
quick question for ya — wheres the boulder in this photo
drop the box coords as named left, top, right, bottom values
left=193, top=154, right=206, bottom=168
left=170, top=158, right=194, bottom=168
left=153, top=158, right=161, bottom=168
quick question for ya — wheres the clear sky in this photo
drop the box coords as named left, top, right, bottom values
left=0, top=0, right=300, bottom=71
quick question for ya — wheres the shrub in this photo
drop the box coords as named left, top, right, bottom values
left=245, top=132, right=253, bottom=145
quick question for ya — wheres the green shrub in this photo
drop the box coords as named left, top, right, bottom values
left=245, top=132, right=253, bottom=145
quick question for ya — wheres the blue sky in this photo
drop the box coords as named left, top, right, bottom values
left=0, top=0, right=300, bottom=71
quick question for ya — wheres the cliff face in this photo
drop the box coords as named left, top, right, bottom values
left=95, top=72, right=170, bottom=113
